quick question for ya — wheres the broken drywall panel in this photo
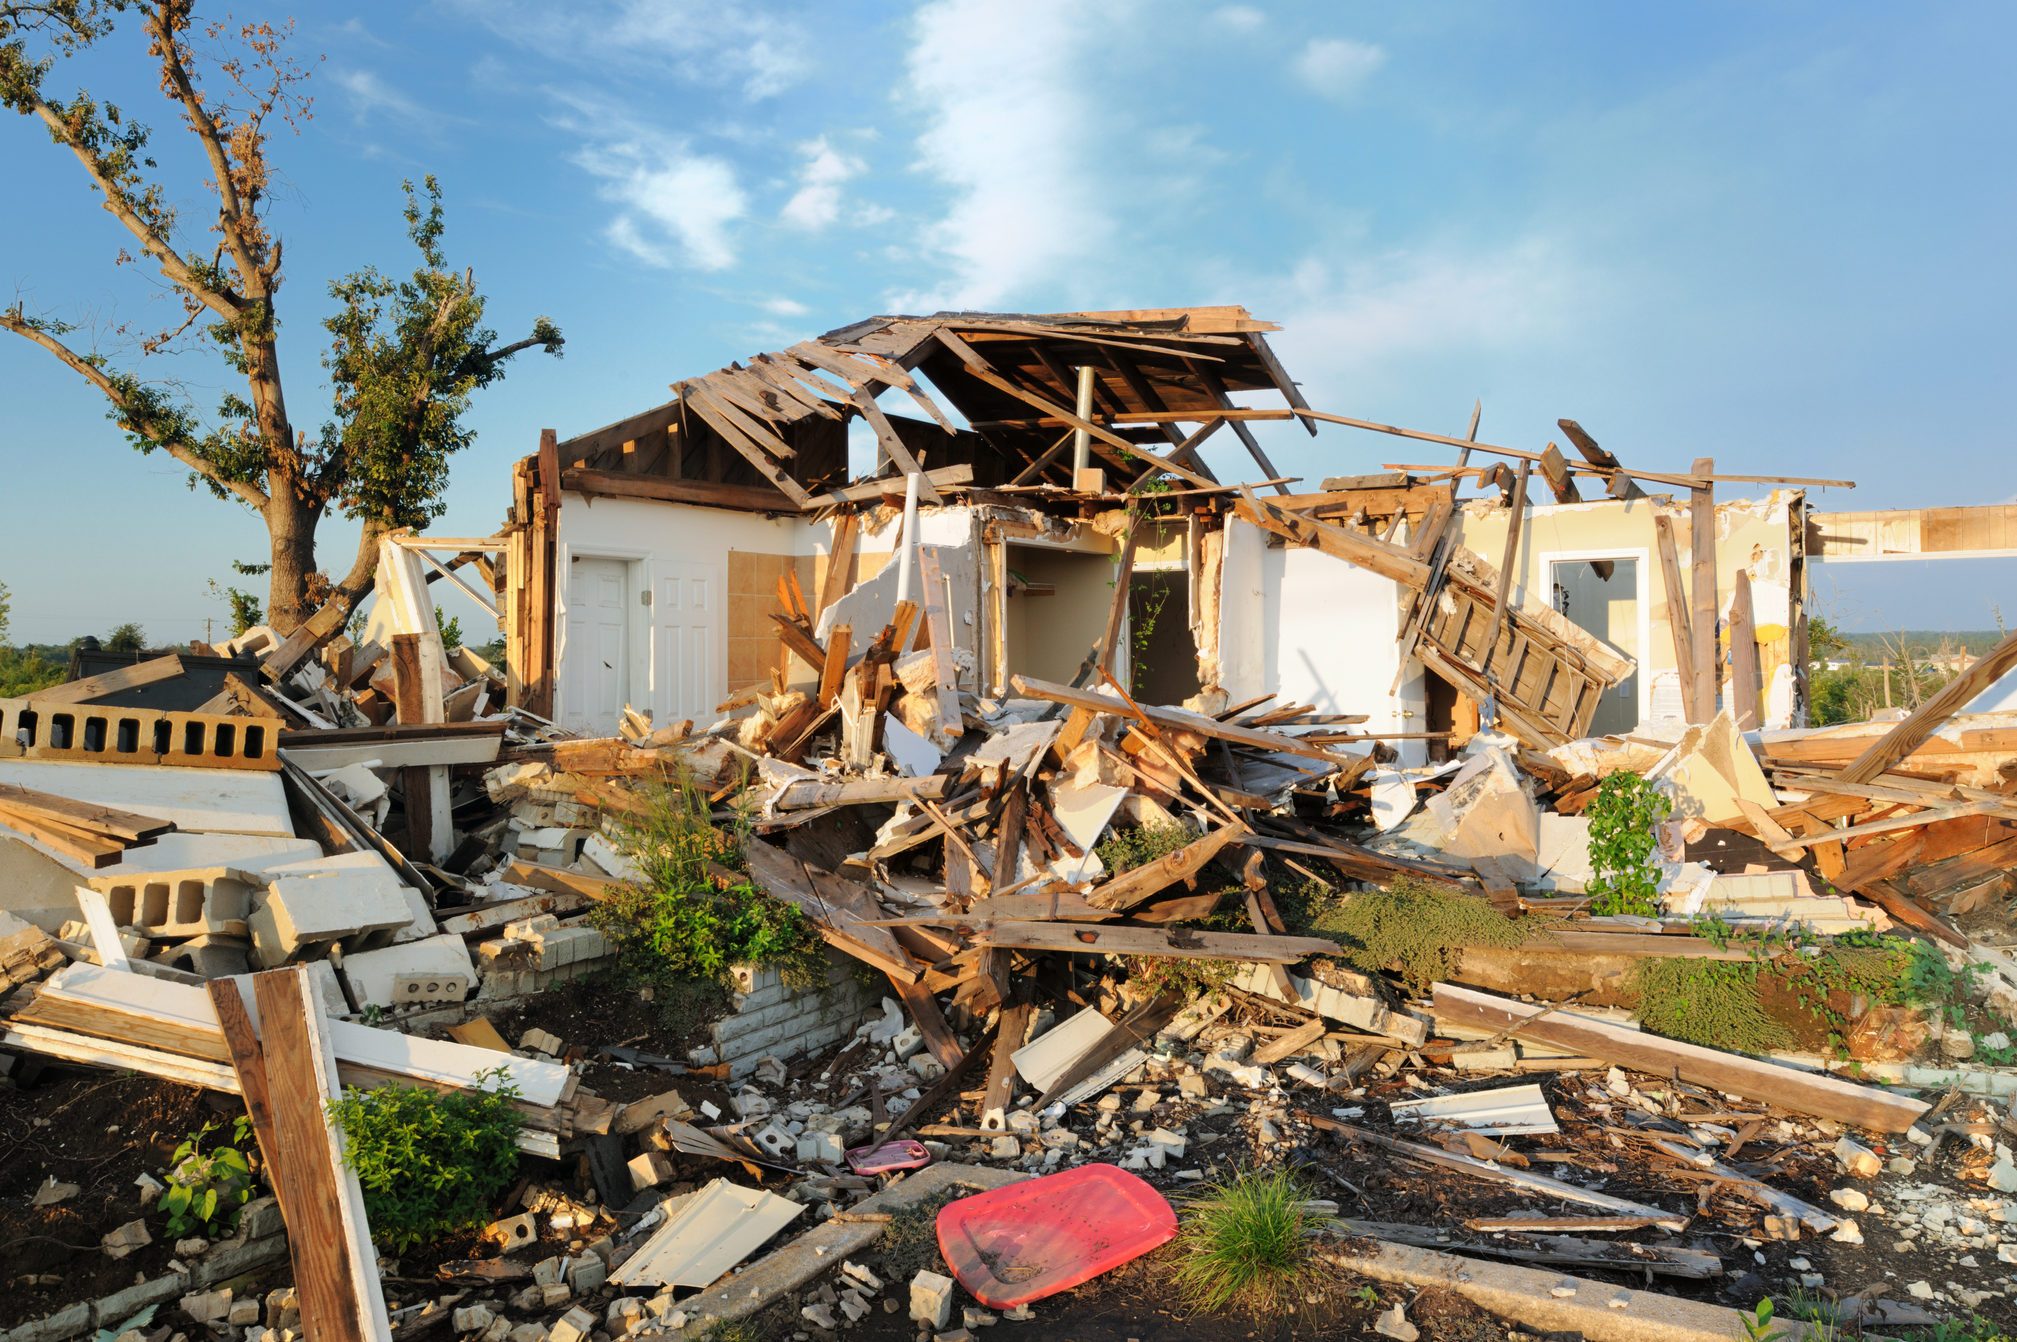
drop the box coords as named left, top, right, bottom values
left=964, top=719, right=1060, bottom=776
left=1047, top=778, right=1126, bottom=884
left=1216, top=516, right=1428, bottom=767
left=884, top=716, right=943, bottom=777
left=1011, top=1005, right=1113, bottom=1093
left=1423, top=749, right=1539, bottom=880
left=817, top=506, right=980, bottom=644
left=0, top=760, right=295, bottom=836
left=1532, top=813, right=1593, bottom=893
left=0, top=834, right=95, bottom=932
left=1367, top=770, right=1418, bottom=832
left=1390, top=1082, right=1560, bottom=1136
left=1649, top=710, right=1775, bottom=825
left=610, top=1178, right=804, bottom=1290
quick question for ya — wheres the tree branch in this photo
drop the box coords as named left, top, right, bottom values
left=0, top=310, right=268, bottom=510
left=20, top=94, right=240, bottom=322
left=147, top=1, right=263, bottom=299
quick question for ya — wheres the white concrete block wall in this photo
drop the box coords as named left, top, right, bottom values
left=707, top=952, right=880, bottom=1079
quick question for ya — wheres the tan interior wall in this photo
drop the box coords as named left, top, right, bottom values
left=728, top=550, right=817, bottom=690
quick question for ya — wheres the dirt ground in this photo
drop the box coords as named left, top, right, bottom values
left=0, top=1068, right=245, bottom=1329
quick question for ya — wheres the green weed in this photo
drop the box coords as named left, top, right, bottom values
left=1308, top=875, right=1532, bottom=990
left=1169, top=1168, right=1314, bottom=1314
left=326, top=1067, right=523, bottom=1254
left=160, top=1117, right=257, bottom=1240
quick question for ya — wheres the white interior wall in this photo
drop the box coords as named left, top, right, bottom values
left=554, top=494, right=817, bottom=733
left=1217, top=518, right=1428, bottom=766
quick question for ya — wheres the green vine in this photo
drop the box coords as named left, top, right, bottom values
left=1584, top=771, right=1671, bottom=917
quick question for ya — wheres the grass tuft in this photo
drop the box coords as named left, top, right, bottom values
left=1169, top=1168, right=1314, bottom=1314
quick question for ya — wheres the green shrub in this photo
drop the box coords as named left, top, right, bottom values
left=1309, top=876, right=1532, bottom=990
left=1096, top=822, right=1197, bottom=875
left=1171, top=1168, right=1314, bottom=1313
left=1585, top=771, right=1671, bottom=917
left=325, top=1070, right=522, bottom=1254
left=591, top=771, right=825, bottom=993
left=160, top=1117, right=257, bottom=1239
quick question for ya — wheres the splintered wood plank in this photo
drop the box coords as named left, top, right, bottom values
left=206, top=981, right=290, bottom=1221
left=1653, top=514, right=1700, bottom=722
left=1688, top=461, right=1719, bottom=721
left=913, top=546, right=964, bottom=745
left=1231, top=490, right=1430, bottom=588
left=1431, top=983, right=1929, bottom=1132
left=974, top=920, right=1337, bottom=964
left=30, top=654, right=187, bottom=705
left=769, top=614, right=828, bottom=675
left=980, top=1001, right=1033, bottom=1131
left=887, top=972, right=964, bottom=1070
left=1086, top=823, right=1244, bottom=911
left=1728, top=570, right=1763, bottom=729
left=1011, top=675, right=1363, bottom=769
left=818, top=626, right=852, bottom=708
left=249, top=968, right=388, bottom=1342
left=816, top=511, right=859, bottom=617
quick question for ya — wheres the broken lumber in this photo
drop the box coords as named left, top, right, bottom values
left=1431, top=983, right=1929, bottom=1132
left=973, top=920, right=1337, bottom=965
left=1009, top=675, right=1364, bottom=769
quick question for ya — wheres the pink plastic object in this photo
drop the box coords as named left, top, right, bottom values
left=845, top=1139, right=932, bottom=1175
left=935, top=1163, right=1177, bottom=1308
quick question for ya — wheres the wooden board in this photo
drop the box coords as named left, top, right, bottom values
left=246, top=968, right=389, bottom=1342
left=1009, top=675, right=1363, bottom=769
left=975, top=920, right=1337, bottom=964
left=1431, top=983, right=1928, bottom=1132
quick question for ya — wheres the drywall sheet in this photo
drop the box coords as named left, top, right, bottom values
left=0, top=761, right=295, bottom=835
left=1216, top=517, right=1427, bottom=766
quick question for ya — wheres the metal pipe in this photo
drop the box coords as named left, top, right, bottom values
left=894, top=471, right=921, bottom=603
left=1070, top=365, right=1095, bottom=477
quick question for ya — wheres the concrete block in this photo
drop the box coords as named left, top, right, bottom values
left=910, top=1270, right=956, bottom=1329
left=336, top=933, right=475, bottom=1011
left=796, top=1130, right=845, bottom=1164
left=565, top=1252, right=606, bottom=1293
left=548, top=1306, right=595, bottom=1342
left=248, top=868, right=412, bottom=965
left=90, top=867, right=257, bottom=939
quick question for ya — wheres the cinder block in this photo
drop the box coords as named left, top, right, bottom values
left=337, top=933, right=475, bottom=1010
left=248, top=869, right=413, bottom=965
left=89, top=867, right=257, bottom=939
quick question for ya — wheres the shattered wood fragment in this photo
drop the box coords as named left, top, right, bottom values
left=1431, top=983, right=1930, bottom=1132
left=1010, top=675, right=1363, bottom=768
left=1086, top=822, right=1245, bottom=912
left=975, top=920, right=1337, bottom=964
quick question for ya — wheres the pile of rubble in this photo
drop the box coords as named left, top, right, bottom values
left=8, top=323, right=2017, bottom=1339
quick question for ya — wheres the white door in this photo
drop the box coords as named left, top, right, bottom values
left=654, top=561, right=722, bottom=724
left=562, top=557, right=630, bottom=735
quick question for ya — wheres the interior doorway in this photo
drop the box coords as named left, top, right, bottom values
left=1003, top=545, right=1116, bottom=685
left=1128, top=570, right=1199, bottom=704
left=1548, top=555, right=1642, bottom=736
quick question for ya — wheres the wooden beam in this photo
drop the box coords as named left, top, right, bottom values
left=1728, top=569, right=1762, bottom=730
left=1086, top=823, right=1245, bottom=911
left=817, top=626, right=852, bottom=709
left=1688, top=459, right=1719, bottom=722
left=1010, top=674, right=1364, bottom=768
left=1231, top=490, right=1431, bottom=588
left=974, top=920, right=1337, bottom=964
left=30, top=654, right=186, bottom=704
left=1557, top=420, right=1645, bottom=500
left=1482, top=457, right=1531, bottom=675
left=914, top=545, right=965, bottom=744
left=1653, top=514, right=1702, bottom=723
left=888, top=973, right=964, bottom=1070
left=932, top=329, right=1215, bottom=490
left=816, top=512, right=858, bottom=618
left=1431, top=983, right=1929, bottom=1132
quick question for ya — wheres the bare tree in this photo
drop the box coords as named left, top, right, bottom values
left=1, top=1, right=560, bottom=632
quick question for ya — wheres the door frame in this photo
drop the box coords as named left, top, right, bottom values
left=1536, top=546, right=1652, bottom=730
left=555, top=543, right=651, bottom=731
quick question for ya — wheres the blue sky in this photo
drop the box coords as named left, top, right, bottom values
left=2, top=0, right=2013, bottom=645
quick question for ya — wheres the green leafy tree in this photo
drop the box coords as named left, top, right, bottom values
left=0, top=2, right=561, bottom=633
left=102, top=621, right=146, bottom=652
left=0, top=578, right=10, bottom=644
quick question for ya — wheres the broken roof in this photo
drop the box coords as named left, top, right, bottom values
left=553, top=305, right=1310, bottom=507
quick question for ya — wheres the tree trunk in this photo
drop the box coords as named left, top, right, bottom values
left=264, top=493, right=319, bottom=636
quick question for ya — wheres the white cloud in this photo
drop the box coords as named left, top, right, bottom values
left=334, top=69, right=423, bottom=121
left=780, top=137, right=867, bottom=231
left=1250, top=237, right=1585, bottom=400
left=1213, top=5, right=1265, bottom=31
left=444, top=0, right=809, bottom=99
left=761, top=296, right=810, bottom=316
left=575, top=141, right=749, bottom=271
left=896, top=0, right=1123, bottom=309
left=1293, top=36, right=1386, bottom=100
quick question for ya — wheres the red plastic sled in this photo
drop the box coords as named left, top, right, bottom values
left=935, top=1163, right=1177, bottom=1309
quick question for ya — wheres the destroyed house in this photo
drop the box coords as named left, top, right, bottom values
left=491, top=307, right=1836, bottom=755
